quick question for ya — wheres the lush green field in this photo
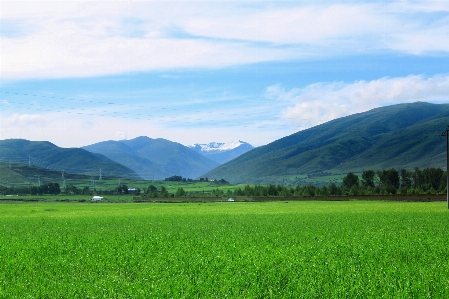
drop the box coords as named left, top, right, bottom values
left=1, top=201, right=449, bottom=298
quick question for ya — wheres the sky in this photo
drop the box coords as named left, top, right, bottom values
left=1, top=0, right=449, bottom=148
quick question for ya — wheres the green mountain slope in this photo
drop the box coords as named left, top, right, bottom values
left=0, top=162, right=95, bottom=187
left=0, top=139, right=138, bottom=178
left=203, top=102, right=449, bottom=184
left=83, top=136, right=219, bottom=180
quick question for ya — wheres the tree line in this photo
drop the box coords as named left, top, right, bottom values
left=0, top=182, right=61, bottom=196
left=341, top=167, right=447, bottom=195
left=157, top=167, right=447, bottom=198
left=0, top=167, right=446, bottom=197
left=229, top=167, right=446, bottom=197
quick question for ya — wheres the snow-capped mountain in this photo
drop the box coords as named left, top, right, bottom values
left=189, top=141, right=254, bottom=164
left=191, top=141, right=247, bottom=152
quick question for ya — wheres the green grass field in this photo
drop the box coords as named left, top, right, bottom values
left=1, top=201, right=449, bottom=298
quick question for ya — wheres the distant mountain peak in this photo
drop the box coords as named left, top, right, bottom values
left=83, top=136, right=218, bottom=180
left=191, top=140, right=249, bottom=152
left=188, top=140, right=254, bottom=164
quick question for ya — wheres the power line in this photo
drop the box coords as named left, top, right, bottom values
left=0, top=90, right=317, bottom=129
left=1, top=99, right=305, bottom=123
left=1, top=90, right=277, bottom=115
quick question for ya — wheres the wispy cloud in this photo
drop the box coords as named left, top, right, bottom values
left=0, top=109, right=284, bottom=147
left=2, top=1, right=448, bottom=148
left=267, top=75, right=449, bottom=128
left=2, top=113, right=47, bottom=128
left=1, top=1, right=448, bottom=79
left=0, top=109, right=161, bottom=147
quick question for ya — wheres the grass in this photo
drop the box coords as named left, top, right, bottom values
left=0, top=194, right=137, bottom=202
left=1, top=201, right=449, bottom=298
left=0, top=170, right=249, bottom=197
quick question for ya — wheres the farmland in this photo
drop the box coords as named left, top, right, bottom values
left=1, top=201, right=449, bottom=298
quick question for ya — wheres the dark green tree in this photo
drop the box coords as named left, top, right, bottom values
left=147, top=185, right=157, bottom=194
left=267, top=184, right=278, bottom=196
left=377, top=168, right=399, bottom=189
left=329, top=182, right=341, bottom=195
left=175, top=187, right=186, bottom=197
left=400, top=169, right=412, bottom=189
left=122, top=184, right=129, bottom=194
left=342, top=172, right=359, bottom=189
left=160, top=186, right=169, bottom=197
left=66, top=184, right=78, bottom=195
left=412, top=167, right=424, bottom=189
left=361, top=170, right=375, bottom=188
left=423, top=167, right=444, bottom=191
left=39, top=184, right=49, bottom=195
left=47, top=182, right=61, bottom=195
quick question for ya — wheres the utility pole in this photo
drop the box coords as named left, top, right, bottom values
left=442, top=126, right=449, bottom=209
left=99, top=168, right=102, bottom=180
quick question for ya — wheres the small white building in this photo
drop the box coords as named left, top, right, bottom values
left=91, top=196, right=103, bottom=201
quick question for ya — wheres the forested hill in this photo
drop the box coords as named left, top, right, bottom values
left=203, top=102, right=449, bottom=184
left=0, top=139, right=138, bottom=178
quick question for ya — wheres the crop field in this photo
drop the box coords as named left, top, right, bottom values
left=1, top=201, right=449, bottom=298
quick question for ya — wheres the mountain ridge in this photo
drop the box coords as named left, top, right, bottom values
left=0, top=139, right=138, bottom=178
left=82, top=136, right=219, bottom=180
left=202, top=102, right=449, bottom=184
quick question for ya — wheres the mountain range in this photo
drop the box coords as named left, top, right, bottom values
left=0, top=139, right=137, bottom=178
left=203, top=102, right=449, bottom=184
left=188, top=141, right=254, bottom=164
left=1, top=102, right=447, bottom=186
left=82, top=137, right=219, bottom=180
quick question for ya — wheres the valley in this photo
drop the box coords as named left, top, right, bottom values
left=1, top=102, right=448, bottom=190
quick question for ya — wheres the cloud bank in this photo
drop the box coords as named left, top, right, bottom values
left=267, top=75, right=449, bottom=128
left=1, top=1, right=448, bottom=79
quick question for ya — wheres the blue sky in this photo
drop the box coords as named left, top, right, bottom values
left=1, top=0, right=449, bottom=148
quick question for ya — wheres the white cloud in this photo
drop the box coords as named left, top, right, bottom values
left=0, top=111, right=156, bottom=147
left=1, top=1, right=448, bottom=79
left=388, top=0, right=449, bottom=13
left=183, top=4, right=384, bottom=45
left=0, top=25, right=296, bottom=79
left=268, top=75, right=449, bottom=128
left=388, top=27, right=449, bottom=54
left=0, top=109, right=280, bottom=147
left=3, top=113, right=47, bottom=127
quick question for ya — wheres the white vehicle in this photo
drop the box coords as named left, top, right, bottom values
left=91, top=196, right=103, bottom=201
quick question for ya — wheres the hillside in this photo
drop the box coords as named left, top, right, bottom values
left=0, top=162, right=97, bottom=187
left=188, top=141, right=254, bottom=164
left=83, top=136, right=219, bottom=180
left=0, top=139, right=138, bottom=179
left=203, top=102, right=449, bottom=184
